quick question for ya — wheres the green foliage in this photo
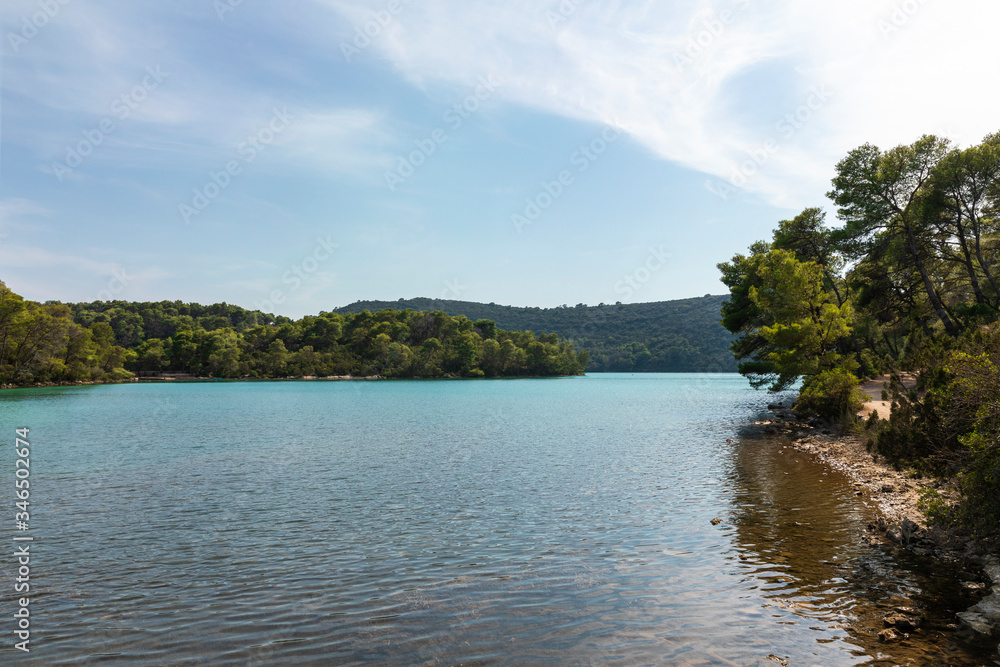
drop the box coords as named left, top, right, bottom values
left=722, top=129, right=1000, bottom=534
left=794, top=368, right=866, bottom=422
left=0, top=284, right=131, bottom=385
left=719, top=228, right=857, bottom=394
left=944, top=329, right=1000, bottom=535
left=336, top=296, right=737, bottom=373
left=752, top=249, right=857, bottom=387
left=916, top=487, right=952, bottom=525
left=0, top=288, right=588, bottom=385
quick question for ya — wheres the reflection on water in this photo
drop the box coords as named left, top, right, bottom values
left=730, top=431, right=998, bottom=665
left=0, top=376, right=996, bottom=665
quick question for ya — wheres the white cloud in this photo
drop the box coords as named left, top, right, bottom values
left=3, top=3, right=395, bottom=181
left=315, top=0, right=1000, bottom=207
left=278, top=108, right=395, bottom=173
left=0, top=243, right=119, bottom=275
left=0, top=198, right=49, bottom=222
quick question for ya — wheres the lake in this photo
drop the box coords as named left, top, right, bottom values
left=1, top=374, right=995, bottom=665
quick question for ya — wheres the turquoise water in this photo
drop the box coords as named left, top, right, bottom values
left=0, top=375, right=994, bottom=665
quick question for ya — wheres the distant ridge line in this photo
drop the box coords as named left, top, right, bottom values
left=333, top=295, right=736, bottom=373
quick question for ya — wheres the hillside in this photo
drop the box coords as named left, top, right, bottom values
left=335, top=295, right=737, bottom=372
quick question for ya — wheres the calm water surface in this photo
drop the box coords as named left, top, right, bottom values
left=0, top=374, right=996, bottom=665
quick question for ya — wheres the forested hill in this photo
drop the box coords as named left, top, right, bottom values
left=335, top=295, right=737, bottom=372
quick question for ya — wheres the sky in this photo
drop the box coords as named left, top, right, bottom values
left=1, top=0, right=998, bottom=318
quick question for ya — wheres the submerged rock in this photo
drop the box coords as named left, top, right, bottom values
left=877, top=627, right=902, bottom=642
left=884, top=612, right=921, bottom=632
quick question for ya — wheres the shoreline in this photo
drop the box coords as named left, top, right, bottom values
left=757, top=401, right=1000, bottom=645
left=0, top=372, right=591, bottom=391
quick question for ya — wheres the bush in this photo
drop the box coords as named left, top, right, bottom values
left=957, top=438, right=1000, bottom=536
left=946, top=333, right=1000, bottom=535
left=917, top=487, right=952, bottom=525
left=794, top=368, right=866, bottom=421
left=866, top=370, right=966, bottom=471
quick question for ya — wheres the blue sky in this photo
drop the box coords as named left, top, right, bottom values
left=2, top=0, right=998, bottom=317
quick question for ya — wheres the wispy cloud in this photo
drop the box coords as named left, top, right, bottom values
left=312, top=0, right=1000, bottom=206
left=3, top=3, right=395, bottom=183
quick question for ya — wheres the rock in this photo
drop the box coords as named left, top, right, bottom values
left=960, top=556, right=1000, bottom=636
left=880, top=483, right=895, bottom=493
left=961, top=581, right=986, bottom=592
left=877, top=627, right=901, bottom=642
left=957, top=584, right=1000, bottom=635
left=884, top=613, right=921, bottom=632
left=957, top=608, right=997, bottom=635
left=901, top=518, right=920, bottom=542
left=710, top=517, right=723, bottom=526
left=885, top=526, right=905, bottom=544
left=983, top=555, right=1000, bottom=585
left=765, top=655, right=789, bottom=666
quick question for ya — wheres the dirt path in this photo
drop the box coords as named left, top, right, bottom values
left=857, top=373, right=918, bottom=419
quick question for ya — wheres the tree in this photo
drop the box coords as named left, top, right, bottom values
left=0, top=285, right=27, bottom=374
left=772, top=208, right=846, bottom=305
left=828, top=135, right=959, bottom=335
left=168, top=330, right=198, bottom=371
left=203, top=328, right=242, bottom=377
left=719, top=241, right=777, bottom=388
left=927, top=134, right=1000, bottom=311
left=750, top=249, right=856, bottom=390
left=90, top=321, right=127, bottom=374
left=262, top=339, right=289, bottom=377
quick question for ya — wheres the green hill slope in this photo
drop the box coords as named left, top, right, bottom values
left=335, top=296, right=736, bottom=372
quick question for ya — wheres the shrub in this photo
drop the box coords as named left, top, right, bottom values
left=794, top=368, right=866, bottom=421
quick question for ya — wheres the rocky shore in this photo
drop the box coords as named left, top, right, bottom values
left=757, top=399, right=1000, bottom=650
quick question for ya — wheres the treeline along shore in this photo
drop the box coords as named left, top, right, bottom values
left=719, top=130, right=1000, bottom=636
left=0, top=282, right=588, bottom=385
left=0, top=285, right=741, bottom=389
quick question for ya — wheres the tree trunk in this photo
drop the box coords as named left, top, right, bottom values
left=906, top=224, right=959, bottom=335
left=954, top=215, right=989, bottom=306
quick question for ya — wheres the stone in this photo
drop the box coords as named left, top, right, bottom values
left=884, top=613, right=921, bottom=632
left=983, top=555, right=1000, bottom=584
left=958, top=594, right=1000, bottom=635
left=901, top=518, right=920, bottom=541
left=710, top=517, right=723, bottom=526
left=957, top=609, right=995, bottom=635
left=877, top=627, right=901, bottom=642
